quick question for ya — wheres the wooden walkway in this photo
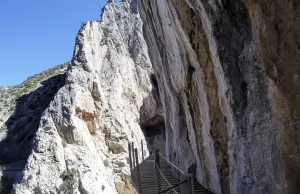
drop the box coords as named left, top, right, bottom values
left=131, top=153, right=212, bottom=194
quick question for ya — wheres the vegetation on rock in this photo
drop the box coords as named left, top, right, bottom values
left=33, top=186, right=42, bottom=194
left=0, top=62, right=68, bottom=134
left=0, top=176, right=14, bottom=194
left=59, top=168, right=77, bottom=194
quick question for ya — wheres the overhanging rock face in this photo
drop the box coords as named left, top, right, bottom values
left=139, top=0, right=300, bottom=193
left=14, top=2, right=153, bottom=194
left=2, top=0, right=299, bottom=194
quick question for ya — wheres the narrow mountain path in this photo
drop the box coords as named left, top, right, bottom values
left=131, top=153, right=212, bottom=194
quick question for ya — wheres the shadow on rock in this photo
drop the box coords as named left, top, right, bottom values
left=0, top=73, right=66, bottom=163
left=140, top=74, right=166, bottom=152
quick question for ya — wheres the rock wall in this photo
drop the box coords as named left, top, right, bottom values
left=140, top=0, right=300, bottom=193
left=13, top=2, right=153, bottom=193
left=0, top=87, right=8, bottom=96
left=140, top=74, right=166, bottom=151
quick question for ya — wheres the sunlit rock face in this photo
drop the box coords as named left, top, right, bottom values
left=14, top=2, right=153, bottom=194
left=1, top=0, right=299, bottom=194
left=0, top=87, right=8, bottom=96
left=140, top=0, right=300, bottom=193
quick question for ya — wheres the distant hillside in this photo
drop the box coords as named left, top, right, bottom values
left=0, top=87, right=9, bottom=96
left=0, top=62, right=69, bottom=134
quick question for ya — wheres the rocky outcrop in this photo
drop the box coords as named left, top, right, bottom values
left=0, top=87, right=8, bottom=96
left=0, top=73, right=66, bottom=162
left=140, top=74, right=165, bottom=151
left=0, top=64, right=67, bottom=142
left=1, top=0, right=299, bottom=194
left=8, top=1, right=153, bottom=194
left=140, top=0, right=300, bottom=194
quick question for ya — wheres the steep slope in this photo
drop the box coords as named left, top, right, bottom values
left=8, top=1, right=153, bottom=194
left=1, top=0, right=298, bottom=194
left=0, top=63, right=68, bottom=142
left=0, top=87, right=9, bottom=96
left=140, top=0, right=300, bottom=194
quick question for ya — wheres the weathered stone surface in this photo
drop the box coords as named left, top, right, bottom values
left=0, top=87, right=8, bottom=96
left=1, top=0, right=299, bottom=194
left=10, top=2, right=152, bottom=194
left=0, top=64, right=68, bottom=142
left=140, top=74, right=165, bottom=151
left=140, top=0, right=300, bottom=193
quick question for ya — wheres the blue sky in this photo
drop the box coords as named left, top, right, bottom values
left=0, top=0, right=108, bottom=86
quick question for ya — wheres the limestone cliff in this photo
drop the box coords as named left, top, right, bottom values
left=1, top=1, right=153, bottom=194
left=140, top=0, right=300, bottom=193
left=0, top=87, right=9, bottom=96
left=0, top=63, right=68, bottom=143
left=1, top=0, right=299, bottom=194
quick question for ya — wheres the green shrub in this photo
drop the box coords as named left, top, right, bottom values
left=33, top=186, right=42, bottom=194
left=59, top=168, right=76, bottom=194
left=0, top=126, right=7, bottom=132
left=3, top=102, right=8, bottom=108
left=0, top=176, right=14, bottom=194
left=20, top=179, right=29, bottom=187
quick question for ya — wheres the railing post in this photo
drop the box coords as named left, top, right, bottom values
left=155, top=149, right=160, bottom=168
left=180, top=173, right=194, bottom=194
left=155, top=149, right=161, bottom=193
left=128, top=143, right=133, bottom=173
left=132, top=142, right=135, bottom=168
left=149, top=150, right=154, bottom=155
left=155, top=163, right=161, bottom=193
left=141, top=140, right=144, bottom=161
left=135, top=148, right=142, bottom=194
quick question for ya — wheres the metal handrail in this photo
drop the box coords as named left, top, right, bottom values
left=0, top=169, right=24, bottom=171
left=157, top=152, right=185, bottom=174
left=0, top=160, right=26, bottom=163
left=155, top=163, right=178, bottom=194
left=130, top=144, right=194, bottom=194
left=158, top=180, right=187, bottom=194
